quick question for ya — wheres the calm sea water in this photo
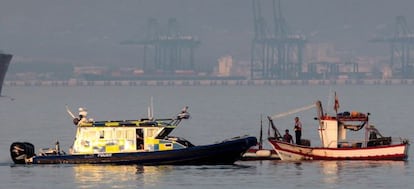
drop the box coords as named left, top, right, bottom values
left=0, top=85, right=413, bottom=189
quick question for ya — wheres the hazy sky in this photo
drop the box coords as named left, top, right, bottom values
left=1, top=0, right=414, bottom=68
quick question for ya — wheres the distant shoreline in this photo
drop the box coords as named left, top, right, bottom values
left=4, top=79, right=414, bottom=86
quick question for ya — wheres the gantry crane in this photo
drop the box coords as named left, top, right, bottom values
left=122, top=18, right=200, bottom=74
left=251, top=0, right=306, bottom=79
left=370, top=16, right=414, bottom=78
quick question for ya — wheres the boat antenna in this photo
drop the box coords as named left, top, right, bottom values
left=259, top=114, right=263, bottom=150
left=148, top=96, right=154, bottom=120
left=326, top=88, right=334, bottom=114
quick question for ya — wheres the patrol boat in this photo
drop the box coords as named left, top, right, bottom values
left=10, top=106, right=257, bottom=165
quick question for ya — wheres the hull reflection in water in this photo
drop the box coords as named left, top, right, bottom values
left=73, top=165, right=172, bottom=188
left=317, top=161, right=407, bottom=186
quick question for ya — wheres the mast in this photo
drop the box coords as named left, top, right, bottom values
left=148, top=96, right=154, bottom=120
left=259, top=115, right=263, bottom=149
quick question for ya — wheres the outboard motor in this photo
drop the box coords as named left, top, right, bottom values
left=10, top=142, right=35, bottom=164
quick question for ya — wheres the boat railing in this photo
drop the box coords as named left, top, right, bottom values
left=336, top=112, right=369, bottom=122
left=390, top=137, right=410, bottom=145
left=78, top=118, right=177, bottom=127
left=367, top=136, right=409, bottom=146
left=338, top=136, right=408, bottom=148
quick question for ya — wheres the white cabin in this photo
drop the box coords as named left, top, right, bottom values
left=316, top=101, right=368, bottom=148
left=69, top=119, right=192, bottom=154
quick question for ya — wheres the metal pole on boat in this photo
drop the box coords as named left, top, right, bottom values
left=259, top=114, right=263, bottom=149
left=363, top=114, right=370, bottom=147
left=148, top=96, right=154, bottom=120
left=55, top=140, right=60, bottom=154
left=151, top=96, right=154, bottom=119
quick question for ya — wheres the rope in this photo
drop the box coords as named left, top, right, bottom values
left=270, top=104, right=316, bottom=119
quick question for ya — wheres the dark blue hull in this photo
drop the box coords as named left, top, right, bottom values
left=30, top=136, right=257, bottom=165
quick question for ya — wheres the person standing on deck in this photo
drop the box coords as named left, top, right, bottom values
left=294, top=117, right=302, bottom=145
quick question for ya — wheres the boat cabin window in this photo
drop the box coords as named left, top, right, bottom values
left=82, top=130, right=98, bottom=140
left=116, top=130, right=124, bottom=139
left=99, top=130, right=104, bottom=139
left=155, top=128, right=174, bottom=139
left=146, top=128, right=158, bottom=138
left=126, top=130, right=135, bottom=140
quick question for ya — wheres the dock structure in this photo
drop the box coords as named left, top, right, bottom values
left=5, top=79, right=414, bottom=87
left=370, top=16, right=414, bottom=78
left=121, top=18, right=200, bottom=74
left=306, top=62, right=360, bottom=80
left=251, top=0, right=306, bottom=80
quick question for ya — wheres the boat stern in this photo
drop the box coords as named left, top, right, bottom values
left=403, top=140, right=410, bottom=161
left=10, top=142, right=35, bottom=164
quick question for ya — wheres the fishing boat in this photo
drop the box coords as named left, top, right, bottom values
left=0, top=52, right=12, bottom=96
left=268, top=94, right=410, bottom=161
left=10, top=106, right=257, bottom=165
